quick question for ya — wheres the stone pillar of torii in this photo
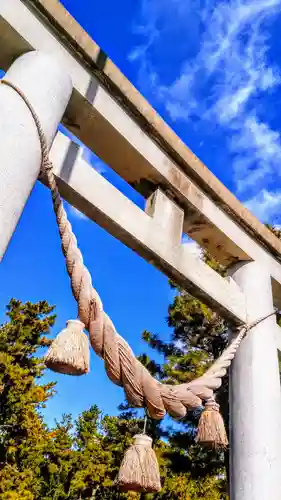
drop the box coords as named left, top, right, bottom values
left=0, top=52, right=72, bottom=259
left=1, top=2, right=281, bottom=498
left=229, top=261, right=281, bottom=499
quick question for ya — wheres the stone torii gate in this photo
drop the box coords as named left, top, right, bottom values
left=1, top=1, right=281, bottom=498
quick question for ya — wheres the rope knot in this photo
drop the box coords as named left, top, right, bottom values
left=204, top=398, right=220, bottom=412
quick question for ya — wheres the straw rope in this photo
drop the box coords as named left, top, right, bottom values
left=1, top=79, right=277, bottom=419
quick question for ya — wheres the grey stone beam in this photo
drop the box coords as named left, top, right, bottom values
left=48, top=132, right=247, bottom=324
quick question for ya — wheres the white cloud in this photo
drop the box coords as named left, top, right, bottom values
left=82, top=147, right=107, bottom=175
left=59, top=124, right=108, bottom=176
left=69, top=206, right=88, bottom=221
left=131, top=0, right=281, bottom=117
left=245, top=189, right=281, bottom=222
left=129, top=0, right=281, bottom=219
left=182, top=235, right=203, bottom=258
left=231, top=114, right=281, bottom=193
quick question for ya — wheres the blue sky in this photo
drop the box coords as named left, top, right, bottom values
left=1, top=0, right=281, bottom=425
left=59, top=0, right=281, bottom=221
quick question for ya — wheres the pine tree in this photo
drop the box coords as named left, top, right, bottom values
left=0, top=299, right=56, bottom=499
left=65, top=406, right=115, bottom=499
left=0, top=297, right=228, bottom=499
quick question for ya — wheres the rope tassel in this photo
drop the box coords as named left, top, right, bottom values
left=196, top=399, right=228, bottom=449
left=45, top=319, right=90, bottom=375
left=116, top=434, right=161, bottom=493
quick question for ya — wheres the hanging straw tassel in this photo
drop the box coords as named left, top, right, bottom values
left=116, top=434, right=161, bottom=493
left=45, top=319, right=90, bottom=375
left=196, top=398, right=228, bottom=449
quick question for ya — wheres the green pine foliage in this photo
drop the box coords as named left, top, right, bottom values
left=0, top=296, right=227, bottom=499
left=0, top=299, right=56, bottom=499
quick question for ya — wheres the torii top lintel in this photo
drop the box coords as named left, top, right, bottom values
left=15, top=0, right=281, bottom=259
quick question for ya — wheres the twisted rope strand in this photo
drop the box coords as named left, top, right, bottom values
left=1, top=79, right=277, bottom=419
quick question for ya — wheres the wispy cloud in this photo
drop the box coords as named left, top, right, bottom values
left=245, top=188, right=281, bottom=222
left=129, top=0, right=281, bottom=221
left=59, top=124, right=108, bottom=177
left=67, top=205, right=87, bottom=221
left=82, top=148, right=108, bottom=175
left=182, top=235, right=203, bottom=258
left=230, top=114, right=281, bottom=194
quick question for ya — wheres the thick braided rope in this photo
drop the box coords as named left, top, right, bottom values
left=1, top=79, right=276, bottom=419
